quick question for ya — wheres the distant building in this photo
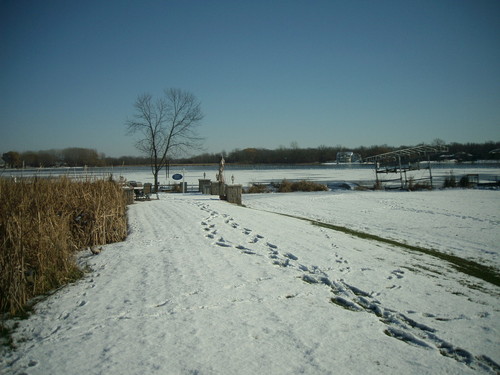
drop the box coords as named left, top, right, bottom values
left=336, top=151, right=362, bottom=163
left=489, top=148, right=500, bottom=159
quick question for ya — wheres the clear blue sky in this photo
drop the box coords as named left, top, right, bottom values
left=1, top=0, right=499, bottom=157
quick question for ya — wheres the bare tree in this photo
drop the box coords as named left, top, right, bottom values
left=126, top=88, right=203, bottom=189
left=2, top=151, right=22, bottom=168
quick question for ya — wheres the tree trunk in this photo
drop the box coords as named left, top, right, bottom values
left=153, top=170, right=159, bottom=192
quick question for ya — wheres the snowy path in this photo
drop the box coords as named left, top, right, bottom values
left=1, top=193, right=499, bottom=374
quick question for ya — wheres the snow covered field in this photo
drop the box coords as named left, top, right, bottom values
left=1, top=186, right=499, bottom=374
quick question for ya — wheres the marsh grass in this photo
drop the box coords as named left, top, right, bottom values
left=245, top=180, right=328, bottom=194
left=278, top=180, right=328, bottom=192
left=246, top=184, right=270, bottom=194
left=0, top=177, right=128, bottom=315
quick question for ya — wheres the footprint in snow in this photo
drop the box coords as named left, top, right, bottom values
left=236, top=245, right=257, bottom=254
left=387, top=285, right=402, bottom=290
left=205, top=228, right=217, bottom=239
left=59, top=312, right=70, bottom=320
left=268, top=249, right=279, bottom=257
left=388, top=269, right=405, bottom=280
left=329, top=282, right=498, bottom=371
left=273, top=258, right=290, bottom=267
left=250, top=234, right=264, bottom=243
left=302, top=274, right=319, bottom=284
left=216, top=238, right=232, bottom=247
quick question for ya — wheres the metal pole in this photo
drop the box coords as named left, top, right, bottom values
left=182, top=168, right=185, bottom=193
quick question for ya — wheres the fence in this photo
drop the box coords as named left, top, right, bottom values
left=158, top=183, right=199, bottom=193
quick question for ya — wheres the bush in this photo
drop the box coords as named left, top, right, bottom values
left=459, top=175, right=470, bottom=188
left=278, top=179, right=293, bottom=192
left=409, top=182, right=432, bottom=191
left=408, top=177, right=432, bottom=191
left=278, top=179, right=328, bottom=192
left=244, top=180, right=328, bottom=194
left=443, top=172, right=457, bottom=188
left=0, top=177, right=128, bottom=315
left=246, top=183, right=270, bottom=194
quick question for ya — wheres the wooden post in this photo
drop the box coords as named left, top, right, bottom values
left=210, top=181, right=219, bottom=195
left=226, top=185, right=242, bottom=205
left=198, top=179, right=211, bottom=193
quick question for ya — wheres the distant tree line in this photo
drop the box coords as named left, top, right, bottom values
left=2, top=141, right=499, bottom=168
left=1, top=148, right=149, bottom=168
left=176, top=141, right=500, bottom=164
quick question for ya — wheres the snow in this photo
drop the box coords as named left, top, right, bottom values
left=1, top=183, right=499, bottom=374
left=244, top=189, right=500, bottom=268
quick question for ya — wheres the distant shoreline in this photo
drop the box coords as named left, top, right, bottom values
left=2, top=159, right=500, bottom=171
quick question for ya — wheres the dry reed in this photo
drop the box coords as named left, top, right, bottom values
left=278, top=180, right=328, bottom=192
left=0, top=177, right=128, bottom=315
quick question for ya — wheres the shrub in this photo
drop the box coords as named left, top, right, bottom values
left=278, top=179, right=328, bottom=192
left=0, top=177, right=128, bottom=315
left=278, top=179, right=293, bottom=192
left=410, top=182, right=432, bottom=191
left=246, top=183, right=270, bottom=194
left=408, top=177, right=432, bottom=191
left=443, top=172, right=457, bottom=188
left=459, top=175, right=470, bottom=188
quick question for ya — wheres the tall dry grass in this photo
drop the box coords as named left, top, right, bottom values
left=278, top=179, right=328, bottom=192
left=0, top=177, right=128, bottom=315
